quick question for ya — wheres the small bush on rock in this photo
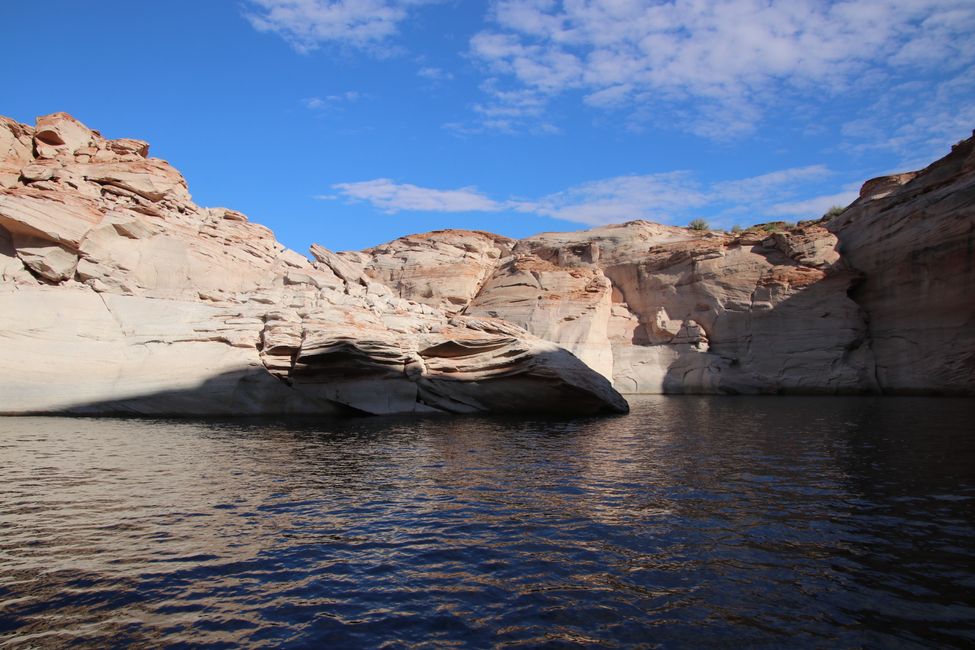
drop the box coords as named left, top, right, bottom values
left=823, top=205, right=845, bottom=220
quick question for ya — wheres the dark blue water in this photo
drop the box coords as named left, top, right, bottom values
left=1, top=397, right=973, bottom=648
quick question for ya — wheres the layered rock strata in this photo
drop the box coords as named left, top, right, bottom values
left=0, top=113, right=628, bottom=415
left=827, top=135, right=975, bottom=395
left=349, top=135, right=975, bottom=395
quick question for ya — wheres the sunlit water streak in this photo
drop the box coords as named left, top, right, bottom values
left=1, top=396, right=973, bottom=648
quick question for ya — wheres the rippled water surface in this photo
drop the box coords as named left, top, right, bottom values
left=1, top=397, right=974, bottom=648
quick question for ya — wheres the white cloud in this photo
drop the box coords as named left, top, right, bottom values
left=331, top=179, right=503, bottom=212
left=303, top=91, right=362, bottom=109
left=468, top=0, right=975, bottom=136
left=841, top=67, right=975, bottom=166
left=766, top=190, right=861, bottom=219
left=245, top=0, right=436, bottom=53
left=527, top=172, right=708, bottom=224
left=713, top=165, right=831, bottom=202
left=328, top=164, right=859, bottom=225
left=418, top=66, right=454, bottom=81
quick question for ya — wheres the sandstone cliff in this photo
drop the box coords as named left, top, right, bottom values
left=827, top=136, right=975, bottom=395
left=348, top=135, right=975, bottom=395
left=0, top=113, right=628, bottom=416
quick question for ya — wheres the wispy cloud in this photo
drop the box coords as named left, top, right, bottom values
left=841, top=66, right=975, bottom=167
left=330, top=179, right=503, bottom=212
left=418, top=66, right=454, bottom=81
left=713, top=165, right=831, bottom=202
left=328, top=164, right=863, bottom=226
left=303, top=91, right=362, bottom=110
left=766, top=188, right=861, bottom=219
left=244, top=0, right=437, bottom=54
left=525, top=172, right=707, bottom=224
left=466, top=0, right=975, bottom=137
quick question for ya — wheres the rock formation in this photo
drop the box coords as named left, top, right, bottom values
left=0, top=113, right=628, bottom=416
left=826, top=136, right=975, bottom=395
left=347, top=222, right=871, bottom=394
left=347, top=134, right=975, bottom=395
left=3, top=112, right=970, bottom=410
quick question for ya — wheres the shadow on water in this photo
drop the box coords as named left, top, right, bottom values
left=1, top=396, right=973, bottom=647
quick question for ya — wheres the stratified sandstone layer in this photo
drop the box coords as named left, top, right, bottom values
left=0, top=113, right=628, bottom=416
left=348, top=134, right=975, bottom=395
left=827, top=136, right=975, bottom=395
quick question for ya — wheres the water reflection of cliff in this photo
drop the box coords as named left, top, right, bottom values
left=1, top=399, right=973, bottom=647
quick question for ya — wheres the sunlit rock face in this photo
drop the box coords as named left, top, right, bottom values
left=355, top=135, right=975, bottom=396
left=356, top=222, right=873, bottom=394
left=0, top=113, right=628, bottom=416
left=343, top=230, right=514, bottom=314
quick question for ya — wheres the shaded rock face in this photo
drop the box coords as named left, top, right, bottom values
left=828, top=134, right=975, bottom=395
left=0, top=113, right=627, bottom=416
left=355, top=136, right=975, bottom=395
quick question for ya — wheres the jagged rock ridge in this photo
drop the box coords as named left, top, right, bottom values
left=0, top=113, right=628, bottom=416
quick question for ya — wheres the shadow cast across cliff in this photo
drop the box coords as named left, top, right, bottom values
left=19, top=354, right=629, bottom=417
left=16, top=367, right=359, bottom=418
left=656, top=243, right=881, bottom=396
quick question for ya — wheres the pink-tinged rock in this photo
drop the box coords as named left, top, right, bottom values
left=359, top=220, right=876, bottom=395
left=309, top=243, right=369, bottom=285
left=858, top=172, right=917, bottom=201
left=11, top=234, right=79, bottom=283
left=107, top=138, right=149, bottom=158
left=0, top=112, right=628, bottom=416
left=0, top=117, right=33, bottom=163
left=354, top=230, right=513, bottom=313
left=33, top=112, right=94, bottom=157
left=0, top=225, right=37, bottom=284
left=80, top=159, right=190, bottom=202
left=0, top=117, right=34, bottom=188
left=0, top=188, right=103, bottom=247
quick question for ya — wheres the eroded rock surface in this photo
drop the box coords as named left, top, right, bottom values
left=0, top=113, right=627, bottom=416
left=355, top=136, right=975, bottom=396
left=358, top=222, right=873, bottom=394
left=828, top=134, right=975, bottom=395
left=346, top=230, right=513, bottom=313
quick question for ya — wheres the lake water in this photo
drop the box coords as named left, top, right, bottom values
left=1, top=397, right=973, bottom=648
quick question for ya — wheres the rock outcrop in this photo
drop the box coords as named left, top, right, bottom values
left=827, top=135, right=975, bottom=395
left=349, top=135, right=975, bottom=395
left=342, top=230, right=514, bottom=313
left=0, top=113, right=628, bottom=416
left=4, top=113, right=970, bottom=408
left=350, top=221, right=873, bottom=394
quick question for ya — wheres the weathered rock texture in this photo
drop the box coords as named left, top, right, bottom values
left=827, top=135, right=975, bottom=395
left=0, top=113, right=628, bottom=416
left=350, top=134, right=975, bottom=395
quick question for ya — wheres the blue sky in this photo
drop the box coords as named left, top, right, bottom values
left=2, top=1, right=973, bottom=252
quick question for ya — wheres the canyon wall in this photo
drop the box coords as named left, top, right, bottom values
left=0, top=113, right=628, bottom=416
left=348, top=134, right=975, bottom=395
left=2, top=112, right=970, bottom=411
left=827, top=136, right=975, bottom=394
